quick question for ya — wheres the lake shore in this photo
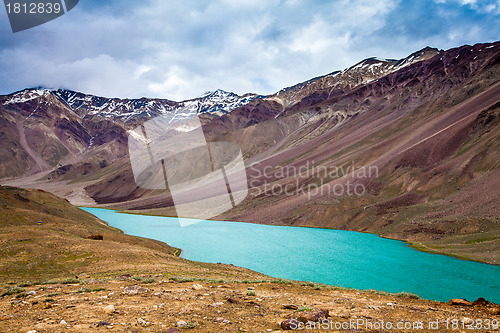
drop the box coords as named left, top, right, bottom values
left=6, top=174, right=497, bottom=266
left=83, top=208, right=500, bottom=304
left=113, top=207, right=499, bottom=266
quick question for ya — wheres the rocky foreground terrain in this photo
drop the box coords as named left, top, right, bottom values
left=1, top=275, right=499, bottom=333
left=0, top=185, right=498, bottom=332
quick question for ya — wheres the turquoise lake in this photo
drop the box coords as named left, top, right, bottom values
left=81, top=208, right=500, bottom=303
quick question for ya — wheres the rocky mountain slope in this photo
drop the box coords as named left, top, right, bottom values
left=267, top=46, right=440, bottom=111
left=0, top=87, right=258, bottom=179
left=1, top=41, right=499, bottom=264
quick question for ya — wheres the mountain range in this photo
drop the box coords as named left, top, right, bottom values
left=1, top=41, right=499, bottom=264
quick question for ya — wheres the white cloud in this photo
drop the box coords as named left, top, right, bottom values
left=450, top=0, right=500, bottom=13
left=0, top=0, right=498, bottom=100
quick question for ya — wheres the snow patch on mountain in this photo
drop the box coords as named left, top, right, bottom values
left=181, top=89, right=261, bottom=116
left=267, top=47, right=441, bottom=111
left=3, top=89, right=49, bottom=105
left=47, top=88, right=259, bottom=120
left=50, top=89, right=178, bottom=120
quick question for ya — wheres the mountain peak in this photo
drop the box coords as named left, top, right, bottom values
left=185, top=89, right=259, bottom=115
left=198, top=89, right=236, bottom=99
left=348, top=57, right=397, bottom=71
left=393, top=46, right=441, bottom=69
left=420, top=46, right=440, bottom=53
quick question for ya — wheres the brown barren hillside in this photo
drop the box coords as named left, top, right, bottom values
left=0, top=185, right=265, bottom=282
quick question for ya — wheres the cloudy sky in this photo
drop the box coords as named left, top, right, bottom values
left=0, top=0, right=499, bottom=100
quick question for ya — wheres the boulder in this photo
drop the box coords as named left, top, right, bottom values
left=102, top=304, right=115, bottom=314
left=87, top=235, right=103, bottom=240
left=227, top=297, right=239, bottom=304
left=96, top=321, right=109, bottom=327
left=137, top=318, right=150, bottom=327
left=123, top=285, right=148, bottom=295
left=473, top=297, right=490, bottom=306
left=164, top=328, right=180, bottom=333
left=449, top=299, right=473, bottom=306
left=281, top=319, right=298, bottom=330
left=293, top=309, right=330, bottom=323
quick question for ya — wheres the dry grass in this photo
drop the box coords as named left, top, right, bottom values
left=0, top=186, right=269, bottom=282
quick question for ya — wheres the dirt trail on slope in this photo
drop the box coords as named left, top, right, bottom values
left=16, top=119, right=50, bottom=174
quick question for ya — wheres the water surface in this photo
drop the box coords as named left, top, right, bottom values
left=82, top=207, right=500, bottom=302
